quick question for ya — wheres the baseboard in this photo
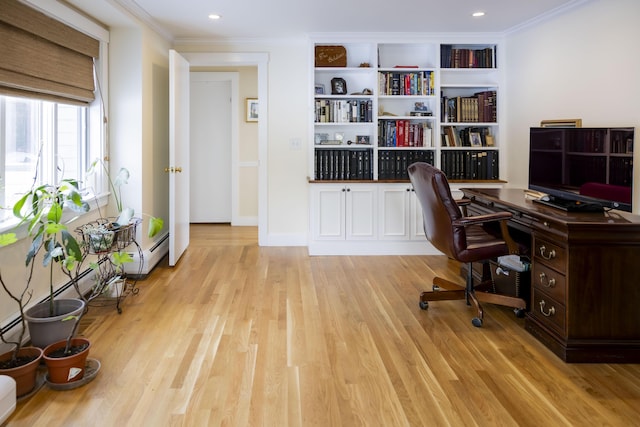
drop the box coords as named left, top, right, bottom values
left=123, top=232, right=169, bottom=276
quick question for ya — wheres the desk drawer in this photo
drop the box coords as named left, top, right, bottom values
left=532, top=263, right=566, bottom=302
left=533, top=237, right=566, bottom=273
left=531, top=289, right=566, bottom=334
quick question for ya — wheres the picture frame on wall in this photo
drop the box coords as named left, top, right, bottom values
left=246, top=98, right=258, bottom=122
left=540, top=119, right=582, bottom=128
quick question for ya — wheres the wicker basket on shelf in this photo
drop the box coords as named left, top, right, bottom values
left=76, top=217, right=141, bottom=254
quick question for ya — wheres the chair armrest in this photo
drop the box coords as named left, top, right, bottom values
left=453, top=211, right=519, bottom=254
left=452, top=211, right=512, bottom=227
left=456, top=198, right=471, bottom=207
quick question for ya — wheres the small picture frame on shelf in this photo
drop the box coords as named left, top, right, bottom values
left=315, top=133, right=329, bottom=145
left=246, top=98, right=258, bottom=122
left=315, top=84, right=325, bottom=95
left=469, top=132, right=482, bottom=147
left=414, top=102, right=429, bottom=112
left=356, top=135, right=370, bottom=145
left=485, top=135, right=495, bottom=146
left=331, top=78, right=347, bottom=95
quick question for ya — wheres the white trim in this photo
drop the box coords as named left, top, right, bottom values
left=180, top=52, right=269, bottom=246
left=505, top=0, right=593, bottom=34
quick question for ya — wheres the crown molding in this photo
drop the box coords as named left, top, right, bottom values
left=108, top=0, right=173, bottom=42
left=505, top=0, right=592, bottom=34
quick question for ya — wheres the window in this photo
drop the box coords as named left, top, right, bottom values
left=0, top=94, right=101, bottom=224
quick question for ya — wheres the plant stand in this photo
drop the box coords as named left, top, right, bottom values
left=76, top=218, right=145, bottom=314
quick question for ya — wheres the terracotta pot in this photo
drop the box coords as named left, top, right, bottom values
left=43, top=338, right=91, bottom=384
left=0, top=347, right=43, bottom=397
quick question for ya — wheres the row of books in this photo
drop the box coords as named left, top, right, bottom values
left=441, top=90, right=496, bottom=123
left=441, top=150, right=499, bottom=180
left=315, top=99, right=373, bottom=123
left=378, top=150, right=434, bottom=180
left=314, top=148, right=373, bottom=181
left=440, top=45, right=496, bottom=69
left=441, top=126, right=494, bottom=147
left=378, top=120, right=433, bottom=147
left=378, top=71, right=435, bottom=96
left=609, top=158, right=634, bottom=186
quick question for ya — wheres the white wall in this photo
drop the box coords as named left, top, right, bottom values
left=504, top=0, right=640, bottom=209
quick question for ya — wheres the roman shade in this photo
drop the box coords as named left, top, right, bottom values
left=0, top=0, right=100, bottom=104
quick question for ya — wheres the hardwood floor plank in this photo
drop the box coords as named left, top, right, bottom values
left=7, top=224, right=640, bottom=426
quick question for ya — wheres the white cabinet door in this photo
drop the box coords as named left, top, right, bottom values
left=379, top=184, right=411, bottom=240
left=311, top=184, right=377, bottom=241
left=312, top=184, right=346, bottom=240
left=410, top=190, right=427, bottom=240
left=346, top=185, right=377, bottom=240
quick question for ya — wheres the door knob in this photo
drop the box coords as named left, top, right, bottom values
left=164, top=167, right=183, bottom=173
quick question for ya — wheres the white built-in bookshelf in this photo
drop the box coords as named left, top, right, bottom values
left=308, top=38, right=504, bottom=255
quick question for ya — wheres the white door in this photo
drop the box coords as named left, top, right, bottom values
left=190, top=74, right=231, bottom=222
left=169, top=49, right=190, bottom=266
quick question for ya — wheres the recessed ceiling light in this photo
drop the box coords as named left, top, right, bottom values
left=472, top=11, right=485, bottom=17
left=208, top=14, right=221, bottom=20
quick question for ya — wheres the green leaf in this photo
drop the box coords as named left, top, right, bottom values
left=148, top=216, right=164, bottom=238
left=112, top=251, right=134, bottom=266
left=45, top=222, right=66, bottom=235
left=61, top=315, right=78, bottom=322
left=61, top=229, right=82, bottom=261
left=47, top=202, right=63, bottom=223
left=0, top=233, right=18, bottom=247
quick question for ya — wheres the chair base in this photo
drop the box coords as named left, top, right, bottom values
left=419, top=264, right=527, bottom=327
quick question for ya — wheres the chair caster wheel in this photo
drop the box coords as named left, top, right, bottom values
left=472, top=317, right=483, bottom=327
left=514, top=308, right=526, bottom=318
left=419, top=301, right=429, bottom=310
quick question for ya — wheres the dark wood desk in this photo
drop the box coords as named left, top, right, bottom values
left=462, top=188, right=640, bottom=363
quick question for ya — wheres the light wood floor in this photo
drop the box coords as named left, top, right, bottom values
left=8, top=224, right=640, bottom=426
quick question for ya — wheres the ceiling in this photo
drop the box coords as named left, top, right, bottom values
left=64, top=0, right=587, bottom=42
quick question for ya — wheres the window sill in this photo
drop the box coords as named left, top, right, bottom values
left=0, top=192, right=110, bottom=240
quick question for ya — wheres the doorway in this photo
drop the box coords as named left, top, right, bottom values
left=189, top=72, right=237, bottom=222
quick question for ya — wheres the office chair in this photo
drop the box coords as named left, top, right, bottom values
left=408, top=162, right=526, bottom=327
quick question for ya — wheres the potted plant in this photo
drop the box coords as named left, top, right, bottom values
left=86, top=159, right=164, bottom=239
left=0, top=271, right=43, bottom=397
left=0, top=147, right=89, bottom=346
left=0, top=153, right=92, bottom=393
left=11, top=178, right=89, bottom=349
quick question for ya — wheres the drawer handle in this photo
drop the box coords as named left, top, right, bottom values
left=539, top=272, right=556, bottom=288
left=539, top=245, right=556, bottom=260
left=539, top=300, right=556, bottom=317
